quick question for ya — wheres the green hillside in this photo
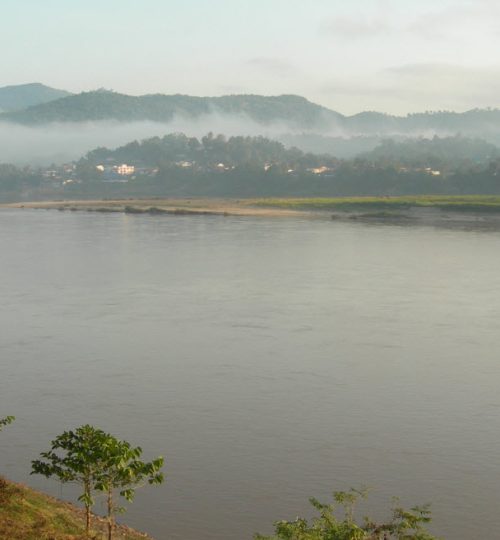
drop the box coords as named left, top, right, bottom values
left=0, top=90, right=341, bottom=128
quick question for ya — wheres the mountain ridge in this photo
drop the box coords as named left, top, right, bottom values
left=1, top=86, right=500, bottom=140
left=0, top=83, right=72, bottom=112
left=0, top=90, right=341, bottom=128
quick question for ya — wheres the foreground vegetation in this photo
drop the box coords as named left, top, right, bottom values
left=0, top=478, right=438, bottom=540
left=1, top=417, right=162, bottom=540
left=256, top=489, right=437, bottom=540
left=0, top=477, right=151, bottom=540
left=0, top=416, right=438, bottom=540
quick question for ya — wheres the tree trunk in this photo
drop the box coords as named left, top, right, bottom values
left=107, top=488, right=114, bottom=540
left=85, top=504, right=90, bottom=535
left=84, top=479, right=91, bottom=535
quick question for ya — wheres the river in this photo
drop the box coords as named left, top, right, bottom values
left=1, top=208, right=500, bottom=539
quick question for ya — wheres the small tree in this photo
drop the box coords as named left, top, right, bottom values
left=254, top=488, right=438, bottom=540
left=32, top=425, right=164, bottom=540
left=94, top=436, right=164, bottom=540
left=31, top=425, right=110, bottom=535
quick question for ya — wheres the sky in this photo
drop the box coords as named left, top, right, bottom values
left=2, top=0, right=500, bottom=115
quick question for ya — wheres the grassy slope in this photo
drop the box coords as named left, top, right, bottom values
left=0, top=477, right=152, bottom=540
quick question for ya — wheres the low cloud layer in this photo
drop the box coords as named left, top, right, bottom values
left=3, top=96, right=500, bottom=166
left=0, top=113, right=320, bottom=166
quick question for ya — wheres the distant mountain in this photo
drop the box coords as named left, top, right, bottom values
left=0, top=90, right=342, bottom=129
left=0, top=83, right=72, bottom=112
left=2, top=88, right=500, bottom=145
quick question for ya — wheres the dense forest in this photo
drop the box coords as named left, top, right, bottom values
left=83, top=132, right=337, bottom=170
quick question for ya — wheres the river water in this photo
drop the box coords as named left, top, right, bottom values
left=1, top=208, right=500, bottom=539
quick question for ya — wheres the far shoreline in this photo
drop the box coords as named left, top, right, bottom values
left=4, top=196, right=500, bottom=229
left=0, top=198, right=322, bottom=219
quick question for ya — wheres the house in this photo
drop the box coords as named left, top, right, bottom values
left=115, top=164, right=135, bottom=176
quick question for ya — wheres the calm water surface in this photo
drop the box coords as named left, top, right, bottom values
left=2, top=208, right=500, bottom=539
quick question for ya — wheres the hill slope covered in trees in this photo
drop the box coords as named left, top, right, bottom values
left=2, top=89, right=500, bottom=140
left=0, top=91, right=340, bottom=128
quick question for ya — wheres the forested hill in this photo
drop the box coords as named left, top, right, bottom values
left=344, top=109, right=500, bottom=137
left=0, top=83, right=71, bottom=112
left=83, top=133, right=498, bottom=171
left=83, top=132, right=323, bottom=168
left=0, top=91, right=341, bottom=128
left=2, top=89, right=500, bottom=139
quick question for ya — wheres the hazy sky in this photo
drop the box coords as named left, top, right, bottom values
left=2, top=0, right=500, bottom=114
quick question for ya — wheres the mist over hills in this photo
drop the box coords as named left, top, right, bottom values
left=2, top=84, right=500, bottom=165
left=0, top=83, right=71, bottom=112
left=2, top=86, right=500, bottom=137
left=0, top=89, right=340, bottom=129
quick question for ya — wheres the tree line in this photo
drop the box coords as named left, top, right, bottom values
left=3, top=133, right=500, bottom=199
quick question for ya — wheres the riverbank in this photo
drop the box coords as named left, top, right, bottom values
left=0, top=198, right=312, bottom=218
left=0, top=476, right=152, bottom=540
left=4, top=196, right=500, bottom=227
